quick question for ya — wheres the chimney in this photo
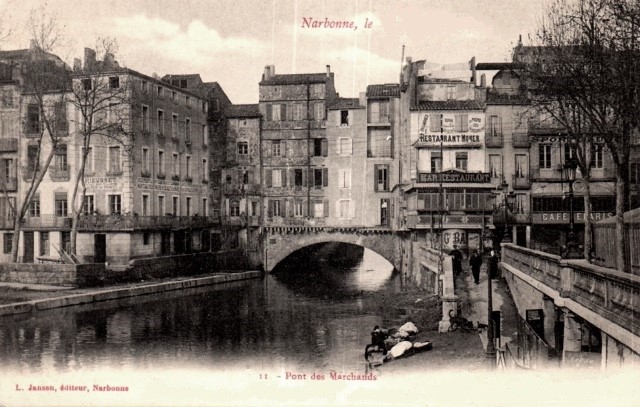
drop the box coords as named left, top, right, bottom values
left=84, top=48, right=97, bottom=70
left=29, top=40, right=37, bottom=50
left=263, top=65, right=271, bottom=80
left=470, top=56, right=476, bottom=84
left=73, top=58, right=82, bottom=71
left=480, top=73, right=486, bottom=88
left=326, top=64, right=331, bottom=77
left=270, top=65, right=275, bottom=76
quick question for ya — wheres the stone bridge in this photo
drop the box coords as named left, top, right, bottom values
left=263, top=226, right=401, bottom=272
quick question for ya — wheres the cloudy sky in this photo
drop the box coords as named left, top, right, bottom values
left=1, top=0, right=548, bottom=103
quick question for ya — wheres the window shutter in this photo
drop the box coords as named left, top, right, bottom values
left=289, top=169, right=295, bottom=187
left=265, top=169, right=272, bottom=187
left=462, top=114, right=469, bottom=132
left=321, top=138, right=328, bottom=157
left=374, top=165, right=379, bottom=191
left=430, top=114, right=440, bottom=132
left=225, top=199, right=230, bottom=216
left=267, top=200, right=273, bottom=217
left=266, top=104, right=272, bottom=121
left=280, top=104, right=286, bottom=121
left=322, top=168, right=328, bottom=187
left=281, top=140, right=287, bottom=157
left=285, top=199, right=291, bottom=218
left=302, top=168, right=307, bottom=186
left=264, top=142, right=271, bottom=157
left=498, top=116, right=502, bottom=134
left=454, top=114, right=462, bottom=132
left=347, top=138, right=353, bottom=155
left=323, top=200, right=329, bottom=217
left=349, top=199, right=356, bottom=218
left=281, top=169, right=287, bottom=187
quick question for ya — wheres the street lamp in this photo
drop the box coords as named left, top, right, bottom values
left=562, top=158, right=582, bottom=259
left=481, top=226, right=497, bottom=359
left=495, top=182, right=515, bottom=244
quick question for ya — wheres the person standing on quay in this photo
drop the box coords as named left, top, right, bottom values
left=469, top=250, right=483, bottom=284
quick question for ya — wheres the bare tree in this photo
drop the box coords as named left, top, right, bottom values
left=9, top=8, right=70, bottom=262
left=67, top=39, right=134, bottom=256
left=519, top=0, right=639, bottom=271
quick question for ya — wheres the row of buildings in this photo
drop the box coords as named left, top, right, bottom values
left=0, top=39, right=637, bottom=267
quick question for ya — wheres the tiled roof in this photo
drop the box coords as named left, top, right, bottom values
left=475, top=62, right=525, bottom=70
left=417, top=77, right=470, bottom=84
left=162, top=74, right=202, bottom=81
left=227, top=104, right=261, bottom=118
left=260, top=73, right=330, bottom=85
left=0, top=49, right=30, bottom=60
left=328, top=97, right=363, bottom=110
left=411, top=100, right=485, bottom=111
left=366, top=84, right=400, bottom=97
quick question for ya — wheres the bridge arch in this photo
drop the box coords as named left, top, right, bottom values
left=264, top=227, right=400, bottom=272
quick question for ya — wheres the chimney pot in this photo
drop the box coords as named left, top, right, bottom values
left=264, top=65, right=271, bottom=80
left=326, top=64, right=330, bottom=77
left=480, top=73, right=486, bottom=88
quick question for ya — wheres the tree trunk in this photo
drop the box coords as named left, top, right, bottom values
left=615, top=169, right=628, bottom=273
left=582, top=175, right=593, bottom=260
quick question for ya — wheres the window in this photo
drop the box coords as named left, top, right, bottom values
left=229, top=200, right=240, bottom=217
left=294, top=169, right=304, bottom=186
left=61, top=232, right=71, bottom=254
left=172, top=153, right=179, bottom=176
left=4, top=233, right=13, bottom=254
left=185, top=118, right=191, bottom=142
left=338, top=138, right=352, bottom=156
left=158, top=195, right=165, bottom=216
left=202, top=101, right=207, bottom=113
left=515, top=155, right=528, bottom=177
left=1, top=158, right=14, bottom=180
left=142, top=148, right=150, bottom=173
left=368, top=101, right=389, bottom=123
left=172, top=196, right=179, bottom=215
left=141, top=80, right=148, bottom=93
left=430, top=152, right=442, bottom=173
left=539, top=144, right=552, bottom=169
left=39, top=231, right=49, bottom=256
left=272, top=140, right=282, bottom=157
left=564, top=142, right=576, bottom=163
left=631, top=163, right=640, bottom=185
left=237, top=142, right=249, bottom=155
left=268, top=104, right=285, bottom=121
left=186, top=96, right=191, bottom=108
left=380, top=199, right=390, bottom=226
left=367, top=129, right=392, bottom=157
left=592, top=145, right=604, bottom=169
left=186, top=197, right=191, bottom=216
left=454, top=114, right=468, bottom=132
left=108, top=194, right=121, bottom=215
left=54, top=101, right=68, bottom=133
left=142, top=105, right=149, bottom=132
left=157, top=86, right=164, bottom=99
left=84, top=147, right=93, bottom=174
left=82, top=78, right=92, bottom=91
left=314, top=102, right=325, bottom=121
left=269, top=200, right=282, bottom=217
left=339, top=199, right=352, bottom=219
left=202, top=125, right=207, bottom=145
left=202, top=159, right=208, bottom=180
left=108, top=146, right=121, bottom=174
left=489, top=154, right=502, bottom=178
left=109, top=76, right=120, bottom=89
left=313, top=200, right=326, bottom=218
left=172, top=90, right=177, bottom=102
left=339, top=169, right=351, bottom=189
left=28, top=196, right=40, bottom=217
left=83, top=195, right=94, bottom=215
left=202, top=198, right=208, bottom=216
left=293, top=103, right=305, bottom=120
left=27, top=145, right=39, bottom=173
left=185, top=156, right=191, bottom=178
left=455, top=152, right=468, bottom=171
left=272, top=169, right=284, bottom=187
left=158, top=150, right=165, bottom=176
left=313, top=138, right=328, bottom=157
left=489, top=115, right=501, bottom=137
left=514, top=194, right=526, bottom=214
left=313, top=168, right=328, bottom=188
left=27, top=104, right=40, bottom=133
left=172, top=114, right=178, bottom=137
left=375, top=165, right=389, bottom=191
left=157, top=110, right=164, bottom=135
left=55, top=193, right=68, bottom=217
left=54, top=144, right=68, bottom=171
left=143, top=232, right=150, bottom=245
left=340, top=110, right=349, bottom=125
left=2, top=89, right=13, bottom=107
left=142, top=194, right=149, bottom=216
left=446, top=86, right=455, bottom=100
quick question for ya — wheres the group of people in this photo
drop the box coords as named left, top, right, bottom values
left=449, top=245, right=499, bottom=284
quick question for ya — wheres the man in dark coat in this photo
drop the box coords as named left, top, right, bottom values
left=488, top=250, right=499, bottom=279
left=469, top=249, right=483, bottom=284
left=449, top=245, right=463, bottom=277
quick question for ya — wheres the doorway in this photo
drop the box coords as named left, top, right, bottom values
left=23, top=231, right=34, bottom=263
left=94, top=234, right=106, bottom=263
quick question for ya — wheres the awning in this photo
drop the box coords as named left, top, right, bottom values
left=530, top=181, right=615, bottom=196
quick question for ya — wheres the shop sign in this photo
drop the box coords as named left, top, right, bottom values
left=85, top=177, right=119, bottom=190
left=443, top=229, right=467, bottom=250
left=413, top=112, right=485, bottom=146
left=418, top=171, right=491, bottom=183
left=532, top=212, right=614, bottom=224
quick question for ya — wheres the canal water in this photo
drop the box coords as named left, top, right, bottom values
left=0, top=246, right=403, bottom=375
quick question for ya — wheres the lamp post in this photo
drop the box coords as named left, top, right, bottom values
left=562, top=158, right=581, bottom=259
left=482, top=226, right=496, bottom=358
left=498, top=182, right=515, bottom=244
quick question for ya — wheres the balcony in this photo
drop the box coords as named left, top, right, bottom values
left=77, top=214, right=217, bottom=231
left=0, top=138, right=18, bottom=152
left=49, top=166, right=70, bottom=182
left=0, top=177, right=17, bottom=192
left=223, top=183, right=261, bottom=196
left=21, top=165, right=39, bottom=181
left=265, top=217, right=326, bottom=227
left=22, top=215, right=71, bottom=230
left=406, top=213, right=493, bottom=229
left=512, top=132, right=531, bottom=148
left=512, top=174, right=531, bottom=189
left=530, top=165, right=563, bottom=181
left=106, top=169, right=123, bottom=177
left=0, top=216, right=15, bottom=228
left=485, top=132, right=504, bottom=148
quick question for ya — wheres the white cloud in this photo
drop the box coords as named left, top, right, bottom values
left=112, top=14, right=266, bottom=62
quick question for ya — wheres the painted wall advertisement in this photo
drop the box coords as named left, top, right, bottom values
left=411, top=112, right=485, bottom=147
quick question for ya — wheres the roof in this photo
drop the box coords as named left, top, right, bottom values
left=475, top=62, right=525, bottom=70
left=260, top=73, right=331, bottom=85
left=366, top=84, right=400, bottom=97
left=162, top=74, right=202, bottom=81
left=417, top=77, right=470, bottom=84
left=227, top=104, right=261, bottom=118
left=328, top=97, right=363, bottom=110
left=0, top=49, right=30, bottom=60
left=411, top=100, right=485, bottom=111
